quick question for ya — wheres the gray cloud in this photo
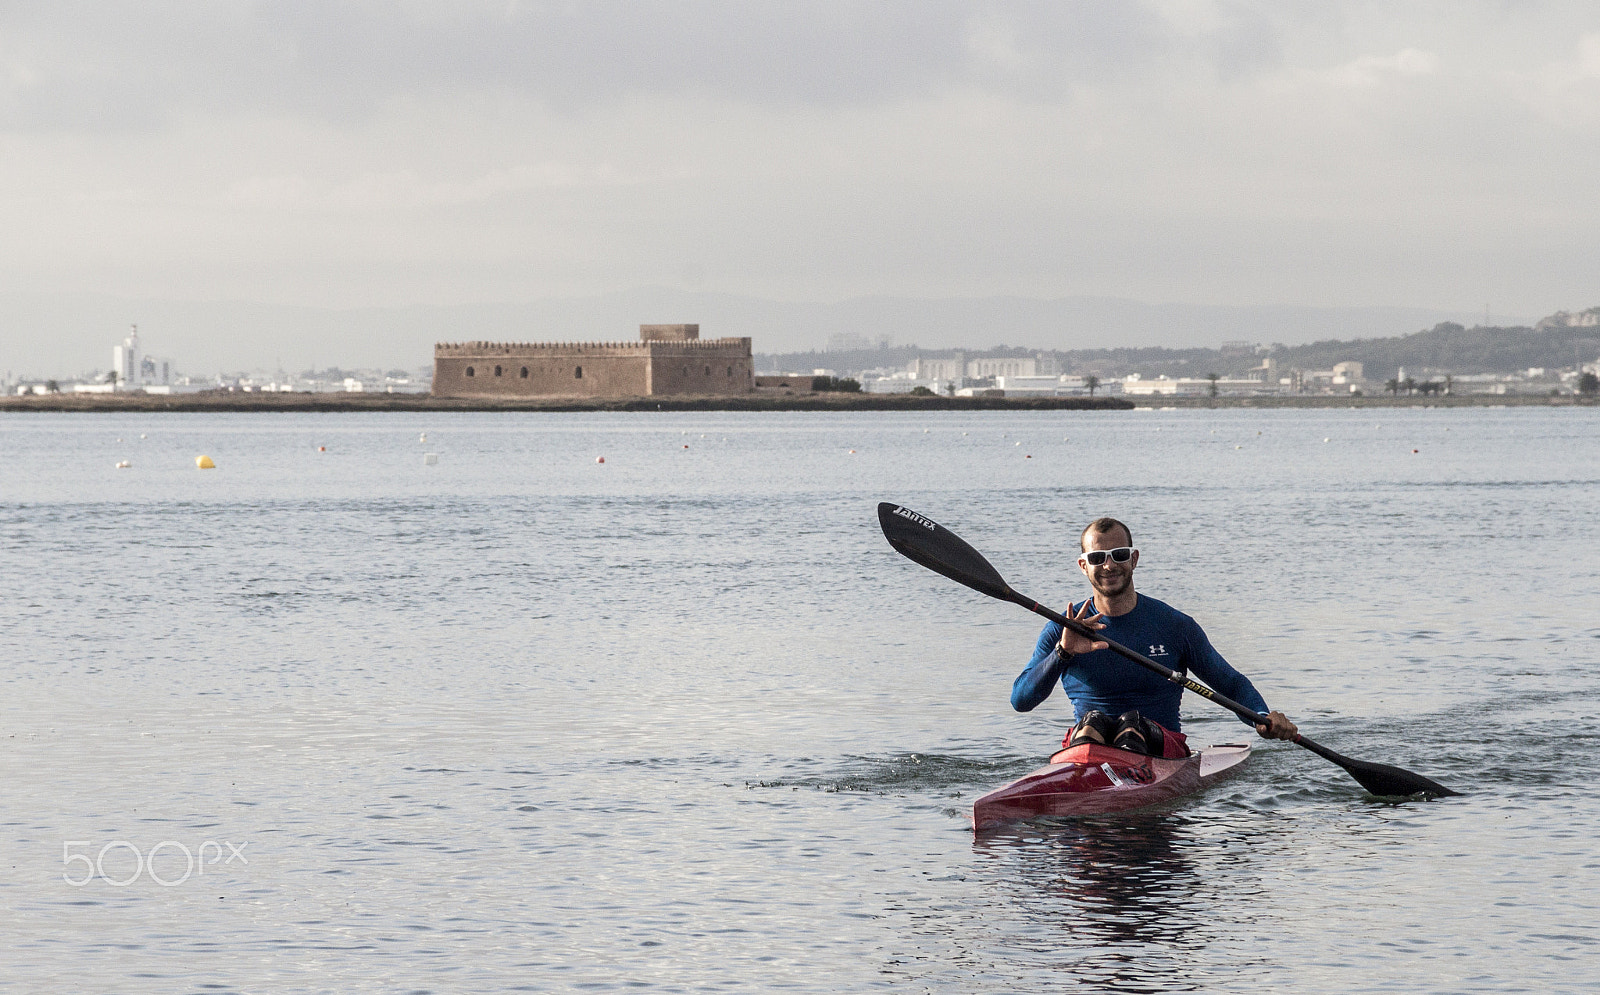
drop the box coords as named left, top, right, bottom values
left=1, top=1, right=1282, bottom=129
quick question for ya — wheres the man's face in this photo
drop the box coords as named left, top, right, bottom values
left=1078, top=526, right=1137, bottom=599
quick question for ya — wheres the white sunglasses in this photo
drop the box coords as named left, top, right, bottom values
left=1081, top=547, right=1134, bottom=566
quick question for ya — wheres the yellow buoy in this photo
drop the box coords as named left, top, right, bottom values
left=196, top=455, right=215, bottom=469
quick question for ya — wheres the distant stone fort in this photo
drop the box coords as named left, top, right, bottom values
left=433, top=324, right=753, bottom=398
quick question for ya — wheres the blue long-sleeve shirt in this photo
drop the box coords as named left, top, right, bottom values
left=1011, top=594, right=1269, bottom=732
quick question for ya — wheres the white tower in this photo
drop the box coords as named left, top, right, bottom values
left=112, top=324, right=140, bottom=388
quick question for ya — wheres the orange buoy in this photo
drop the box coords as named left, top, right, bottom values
left=596, top=456, right=605, bottom=463
left=318, top=446, right=326, bottom=452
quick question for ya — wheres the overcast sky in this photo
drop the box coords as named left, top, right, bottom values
left=4, top=1, right=1600, bottom=328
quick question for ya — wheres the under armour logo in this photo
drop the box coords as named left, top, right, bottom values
left=1149, top=644, right=1168, bottom=656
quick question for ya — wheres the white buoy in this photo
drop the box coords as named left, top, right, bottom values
left=115, top=460, right=131, bottom=469
left=423, top=453, right=438, bottom=465
left=139, top=434, right=147, bottom=440
left=419, top=433, right=427, bottom=443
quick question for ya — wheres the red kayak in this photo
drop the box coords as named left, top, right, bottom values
left=972, top=742, right=1252, bottom=831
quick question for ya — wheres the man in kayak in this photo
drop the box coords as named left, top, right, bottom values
left=1011, top=517, right=1298, bottom=758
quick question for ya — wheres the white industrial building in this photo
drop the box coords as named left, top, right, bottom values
left=102, top=325, right=177, bottom=392
left=1121, top=374, right=1271, bottom=396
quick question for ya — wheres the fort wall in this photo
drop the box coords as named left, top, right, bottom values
left=433, top=329, right=752, bottom=398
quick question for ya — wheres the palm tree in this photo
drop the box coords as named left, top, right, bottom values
left=1084, top=375, right=1100, bottom=397
left=1206, top=372, right=1221, bottom=398
left=1385, top=378, right=1399, bottom=397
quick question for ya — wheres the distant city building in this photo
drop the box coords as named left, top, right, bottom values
left=825, top=332, right=891, bottom=352
left=909, top=355, right=965, bottom=380
left=966, top=356, right=1036, bottom=378
left=1122, top=374, right=1268, bottom=396
left=432, top=324, right=753, bottom=398
left=994, top=375, right=1073, bottom=395
left=109, top=325, right=175, bottom=390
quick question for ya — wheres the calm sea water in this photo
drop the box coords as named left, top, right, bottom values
left=1, top=407, right=1597, bottom=993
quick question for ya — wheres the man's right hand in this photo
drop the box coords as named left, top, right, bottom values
left=1058, top=601, right=1110, bottom=657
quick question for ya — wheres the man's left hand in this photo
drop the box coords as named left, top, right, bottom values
left=1255, top=711, right=1298, bottom=740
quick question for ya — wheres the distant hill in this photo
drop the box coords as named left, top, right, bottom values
left=758, top=319, right=1600, bottom=379
left=1263, top=322, right=1600, bottom=378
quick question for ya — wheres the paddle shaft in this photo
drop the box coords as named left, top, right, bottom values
left=1004, top=590, right=1272, bottom=728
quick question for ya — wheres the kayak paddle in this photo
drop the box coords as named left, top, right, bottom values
left=877, top=502, right=1458, bottom=798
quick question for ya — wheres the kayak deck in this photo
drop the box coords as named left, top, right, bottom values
left=972, top=742, right=1252, bottom=831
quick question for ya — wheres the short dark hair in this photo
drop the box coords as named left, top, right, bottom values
left=1080, top=517, right=1132, bottom=551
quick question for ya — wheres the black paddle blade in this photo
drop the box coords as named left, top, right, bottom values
left=877, top=503, right=1011, bottom=601
left=1296, top=736, right=1459, bottom=798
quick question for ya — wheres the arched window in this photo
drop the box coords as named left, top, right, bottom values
left=726, top=365, right=732, bottom=376
left=575, top=366, right=583, bottom=379
left=494, top=365, right=503, bottom=377
left=466, top=366, right=475, bottom=377
left=520, top=367, right=528, bottom=378
left=704, top=365, right=711, bottom=376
